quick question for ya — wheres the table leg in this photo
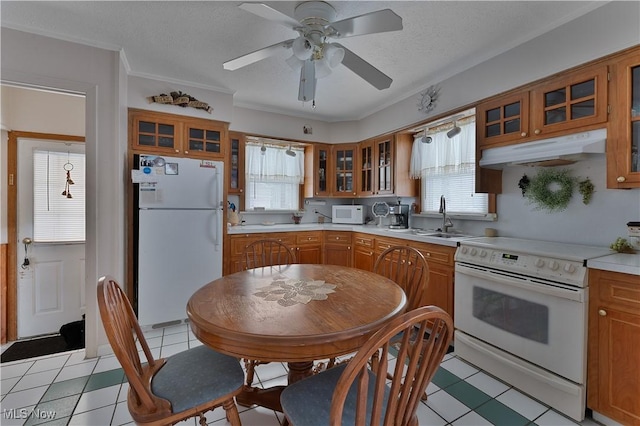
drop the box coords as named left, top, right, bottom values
left=287, top=361, right=314, bottom=384
left=236, top=360, right=315, bottom=412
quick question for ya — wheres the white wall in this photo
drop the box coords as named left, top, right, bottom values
left=1, top=28, right=124, bottom=356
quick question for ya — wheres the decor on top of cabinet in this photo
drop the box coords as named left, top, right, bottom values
left=418, top=85, right=440, bottom=114
left=147, top=91, right=213, bottom=113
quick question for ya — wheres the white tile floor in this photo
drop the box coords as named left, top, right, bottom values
left=1, top=324, right=608, bottom=426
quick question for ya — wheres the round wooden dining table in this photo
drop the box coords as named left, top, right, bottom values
left=187, top=263, right=407, bottom=411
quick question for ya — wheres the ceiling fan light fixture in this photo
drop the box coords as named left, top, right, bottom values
left=286, top=54, right=304, bottom=71
left=315, top=57, right=332, bottom=79
left=324, top=43, right=345, bottom=68
left=292, top=36, right=313, bottom=60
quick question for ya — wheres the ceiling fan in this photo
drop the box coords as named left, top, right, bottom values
left=223, top=2, right=403, bottom=103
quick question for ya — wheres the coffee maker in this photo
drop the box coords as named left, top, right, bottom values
left=388, top=203, right=409, bottom=229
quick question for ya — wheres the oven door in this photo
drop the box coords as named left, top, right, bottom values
left=454, top=263, right=588, bottom=383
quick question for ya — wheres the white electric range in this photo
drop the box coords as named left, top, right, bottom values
left=453, top=237, right=612, bottom=421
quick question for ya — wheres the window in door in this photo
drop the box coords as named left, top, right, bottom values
left=33, top=149, right=86, bottom=242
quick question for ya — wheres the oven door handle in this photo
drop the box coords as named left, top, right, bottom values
left=455, top=264, right=584, bottom=302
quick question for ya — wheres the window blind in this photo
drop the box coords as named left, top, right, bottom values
left=33, top=150, right=86, bottom=242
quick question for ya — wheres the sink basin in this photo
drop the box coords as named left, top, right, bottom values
left=386, top=228, right=412, bottom=233
left=416, top=231, right=474, bottom=239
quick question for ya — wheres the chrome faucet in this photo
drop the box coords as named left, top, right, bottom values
left=439, top=195, right=453, bottom=233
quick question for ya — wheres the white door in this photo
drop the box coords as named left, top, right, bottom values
left=17, top=138, right=86, bottom=338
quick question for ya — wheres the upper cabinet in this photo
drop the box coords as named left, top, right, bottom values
left=477, top=65, right=609, bottom=149
left=228, top=132, right=245, bottom=197
left=357, top=133, right=416, bottom=197
left=129, top=108, right=228, bottom=160
left=607, top=48, right=640, bottom=188
left=304, top=144, right=332, bottom=198
left=333, top=144, right=358, bottom=197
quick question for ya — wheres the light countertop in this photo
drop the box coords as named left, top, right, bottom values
left=587, top=253, right=640, bottom=276
left=226, top=223, right=476, bottom=247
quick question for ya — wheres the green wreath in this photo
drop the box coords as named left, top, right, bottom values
left=525, top=169, right=575, bottom=212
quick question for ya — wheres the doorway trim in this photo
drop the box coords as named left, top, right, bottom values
left=7, top=131, right=85, bottom=341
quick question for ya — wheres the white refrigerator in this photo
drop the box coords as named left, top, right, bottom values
left=135, top=154, right=223, bottom=327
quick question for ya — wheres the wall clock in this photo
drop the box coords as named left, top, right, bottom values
left=418, top=85, right=440, bottom=113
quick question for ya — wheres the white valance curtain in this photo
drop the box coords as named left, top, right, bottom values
left=410, top=119, right=476, bottom=178
left=245, top=142, right=305, bottom=184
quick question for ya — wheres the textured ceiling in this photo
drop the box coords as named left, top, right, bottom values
left=1, top=1, right=606, bottom=122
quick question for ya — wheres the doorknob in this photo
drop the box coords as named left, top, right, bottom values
left=22, top=237, right=32, bottom=268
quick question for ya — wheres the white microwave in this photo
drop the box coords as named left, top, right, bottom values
left=332, top=205, right=365, bottom=224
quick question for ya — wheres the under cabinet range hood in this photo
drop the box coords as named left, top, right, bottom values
left=479, top=128, right=606, bottom=168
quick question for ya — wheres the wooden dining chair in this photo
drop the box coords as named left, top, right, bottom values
left=241, top=238, right=296, bottom=386
left=243, top=238, right=296, bottom=270
left=374, top=245, right=429, bottom=312
left=281, top=305, right=454, bottom=426
left=326, top=245, right=429, bottom=372
left=97, top=276, right=244, bottom=426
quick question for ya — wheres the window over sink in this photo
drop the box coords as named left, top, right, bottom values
left=411, top=110, right=489, bottom=216
left=245, top=138, right=305, bottom=210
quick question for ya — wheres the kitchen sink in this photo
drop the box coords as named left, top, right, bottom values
left=413, top=230, right=474, bottom=239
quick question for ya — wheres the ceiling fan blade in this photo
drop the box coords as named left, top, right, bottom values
left=334, top=44, right=392, bottom=90
left=223, top=39, right=294, bottom=71
left=329, top=9, right=402, bottom=38
left=239, top=3, right=301, bottom=29
left=298, top=59, right=316, bottom=102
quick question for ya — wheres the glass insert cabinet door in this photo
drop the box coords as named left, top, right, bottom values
left=187, top=127, right=221, bottom=155
left=360, top=143, right=373, bottom=194
left=376, top=138, right=393, bottom=194
left=631, top=63, right=639, bottom=173
left=334, top=145, right=355, bottom=195
left=135, top=120, right=177, bottom=150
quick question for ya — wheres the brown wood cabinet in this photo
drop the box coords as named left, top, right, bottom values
left=323, top=231, right=352, bottom=266
left=357, top=133, right=417, bottom=197
left=587, top=268, right=640, bottom=424
left=607, top=48, right=640, bottom=188
left=129, top=108, right=227, bottom=160
left=353, top=233, right=375, bottom=272
left=332, top=145, right=358, bottom=197
left=304, top=144, right=331, bottom=198
left=408, top=241, right=455, bottom=319
left=227, top=232, right=296, bottom=275
left=228, top=132, right=245, bottom=199
left=294, top=231, right=323, bottom=264
left=477, top=65, right=609, bottom=150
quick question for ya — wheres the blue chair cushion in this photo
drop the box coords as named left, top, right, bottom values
left=281, top=364, right=390, bottom=426
left=151, top=345, right=244, bottom=413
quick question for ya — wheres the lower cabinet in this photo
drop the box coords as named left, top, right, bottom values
left=227, top=232, right=296, bottom=274
left=323, top=231, right=352, bottom=267
left=226, top=230, right=455, bottom=319
left=295, top=231, right=323, bottom=264
left=587, top=269, right=640, bottom=425
left=353, top=233, right=375, bottom=272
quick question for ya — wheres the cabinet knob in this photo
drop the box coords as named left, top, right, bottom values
left=175, top=149, right=180, bottom=153
left=347, top=246, right=351, bottom=250
left=617, top=176, right=626, bottom=183
left=521, top=132, right=527, bottom=137
left=184, top=151, right=189, bottom=154
left=534, top=129, right=541, bottom=135
left=240, top=189, right=243, bottom=193
left=598, top=309, right=607, bottom=317
left=426, top=252, right=431, bottom=257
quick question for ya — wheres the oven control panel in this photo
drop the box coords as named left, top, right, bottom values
left=456, top=246, right=587, bottom=286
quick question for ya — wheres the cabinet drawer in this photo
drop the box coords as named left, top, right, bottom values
left=595, top=270, right=640, bottom=309
left=297, top=232, right=322, bottom=245
left=324, top=232, right=352, bottom=244
left=229, top=233, right=295, bottom=256
left=353, top=234, right=374, bottom=248
left=374, top=237, right=402, bottom=252
left=410, top=242, right=455, bottom=266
